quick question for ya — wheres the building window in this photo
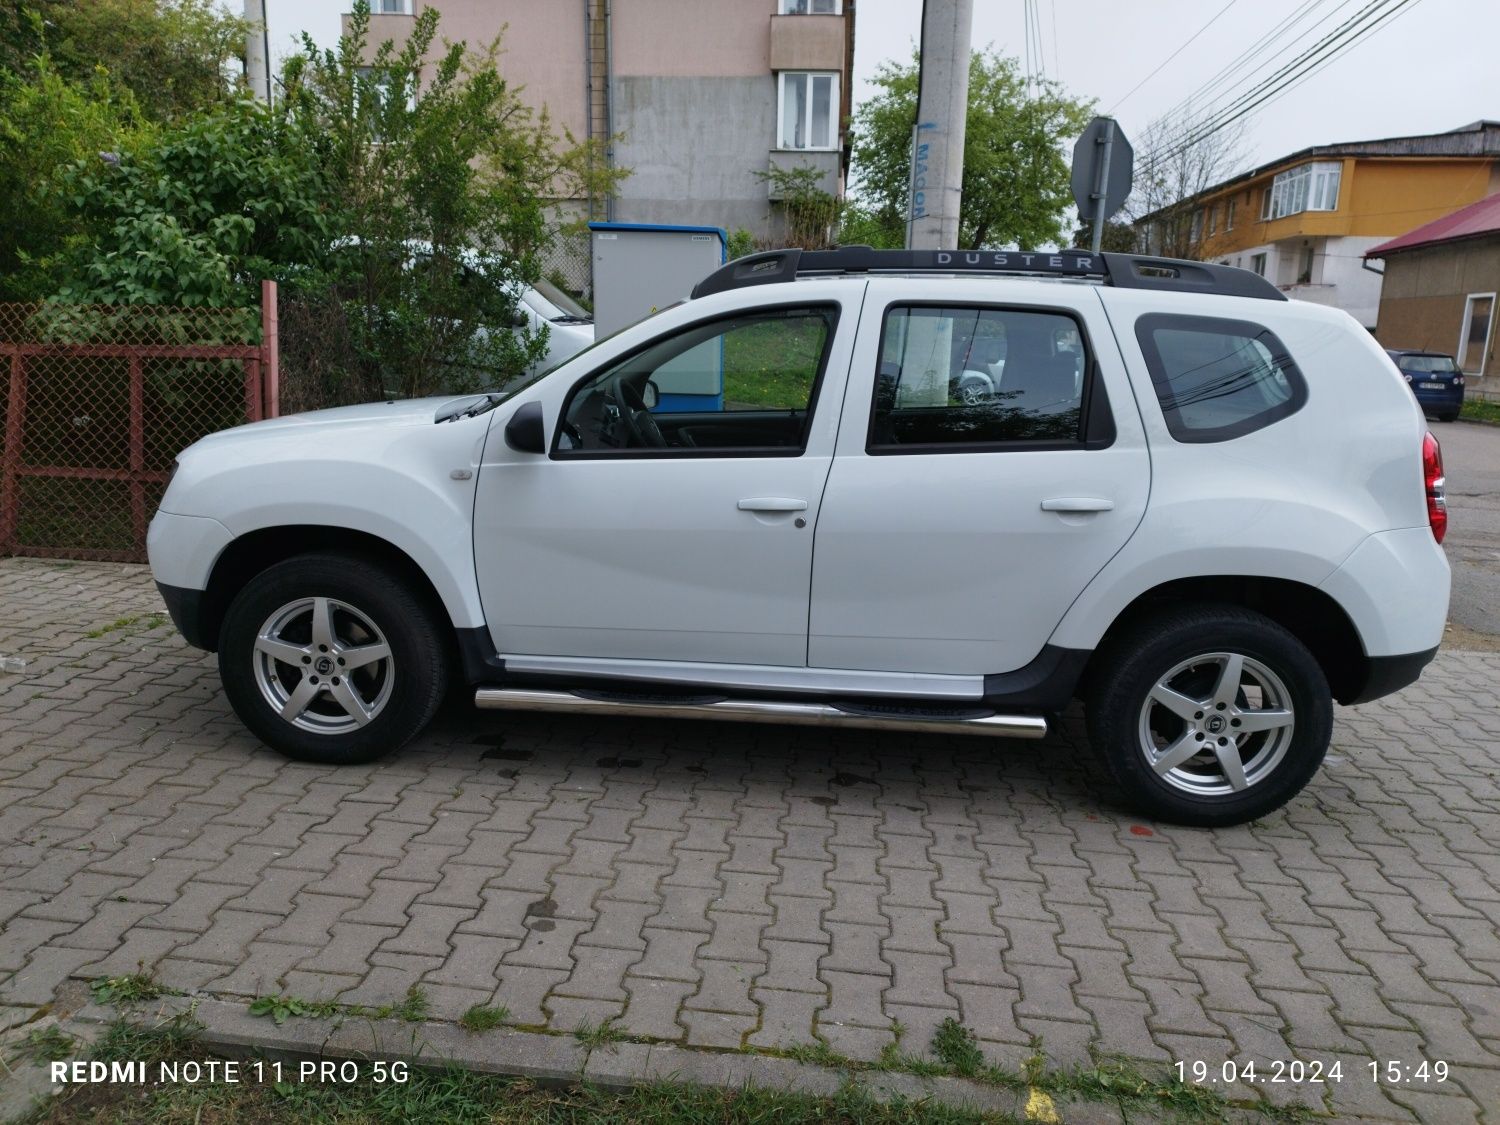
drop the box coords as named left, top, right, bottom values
left=1250, top=252, right=1267, bottom=277
left=1189, top=208, right=1204, bottom=243
left=782, top=0, right=841, bottom=11
left=1459, top=293, right=1495, bottom=377
left=1225, top=198, right=1236, bottom=230
left=779, top=72, right=838, bottom=150
left=374, top=0, right=410, bottom=12
left=1207, top=205, right=1219, bottom=235
left=1264, top=161, right=1341, bottom=221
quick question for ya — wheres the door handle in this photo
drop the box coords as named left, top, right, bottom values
left=738, top=497, right=808, bottom=512
left=1040, top=497, right=1114, bottom=513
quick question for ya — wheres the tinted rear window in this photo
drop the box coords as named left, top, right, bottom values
left=1135, top=314, right=1307, bottom=443
left=1396, top=354, right=1457, bottom=375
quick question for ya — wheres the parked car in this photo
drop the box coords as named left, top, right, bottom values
left=148, top=248, right=1449, bottom=827
left=330, top=238, right=596, bottom=380
left=1386, top=348, right=1465, bottom=422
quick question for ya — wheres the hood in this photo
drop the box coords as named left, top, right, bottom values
left=194, top=395, right=494, bottom=445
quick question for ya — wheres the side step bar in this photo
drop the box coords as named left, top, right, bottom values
left=474, top=687, right=1048, bottom=739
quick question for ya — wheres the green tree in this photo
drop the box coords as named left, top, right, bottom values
left=42, top=0, right=246, bottom=122
left=54, top=96, right=328, bottom=307
left=849, top=49, right=1093, bottom=250
left=0, top=57, right=151, bottom=299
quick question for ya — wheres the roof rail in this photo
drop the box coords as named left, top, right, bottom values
left=689, top=246, right=1286, bottom=302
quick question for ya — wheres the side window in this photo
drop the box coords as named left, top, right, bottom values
left=1135, top=314, right=1307, bottom=443
left=869, top=305, right=1088, bottom=450
left=555, top=305, right=836, bottom=457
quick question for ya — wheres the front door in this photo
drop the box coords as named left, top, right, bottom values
left=474, top=293, right=860, bottom=666
left=809, top=279, right=1151, bottom=675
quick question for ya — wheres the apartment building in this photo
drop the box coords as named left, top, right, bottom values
left=1136, top=121, right=1500, bottom=328
left=349, top=0, right=855, bottom=241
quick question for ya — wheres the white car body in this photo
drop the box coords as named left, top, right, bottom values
left=148, top=248, right=1450, bottom=824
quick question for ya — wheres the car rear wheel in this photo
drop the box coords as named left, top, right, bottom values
left=219, top=553, right=449, bottom=765
left=1085, top=604, right=1332, bottom=826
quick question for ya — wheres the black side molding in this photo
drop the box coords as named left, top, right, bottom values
left=983, top=645, right=1092, bottom=711
left=1343, top=646, right=1438, bottom=705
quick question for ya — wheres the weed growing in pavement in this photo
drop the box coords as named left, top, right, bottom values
left=89, top=972, right=177, bottom=1007
left=15, top=1025, right=74, bottom=1063
left=572, top=1017, right=628, bottom=1051
left=459, top=1004, right=510, bottom=1032
left=397, top=985, right=430, bottom=1023
left=247, top=995, right=342, bottom=1025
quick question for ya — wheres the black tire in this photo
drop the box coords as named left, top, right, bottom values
left=1084, top=603, right=1333, bottom=827
left=219, top=552, right=450, bottom=765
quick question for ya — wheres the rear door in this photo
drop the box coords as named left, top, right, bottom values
left=809, top=279, right=1150, bottom=675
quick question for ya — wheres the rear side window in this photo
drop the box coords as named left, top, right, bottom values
left=1135, top=314, right=1307, bottom=443
left=869, top=305, right=1090, bottom=450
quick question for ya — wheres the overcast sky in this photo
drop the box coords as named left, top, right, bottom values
left=264, top=0, right=1493, bottom=176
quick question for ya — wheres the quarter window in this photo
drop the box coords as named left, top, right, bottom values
left=556, top=306, right=836, bottom=457
left=779, top=72, right=838, bottom=150
left=869, top=306, right=1090, bottom=450
left=1135, top=314, right=1307, bottom=443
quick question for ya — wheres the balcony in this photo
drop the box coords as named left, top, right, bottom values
left=769, top=14, right=845, bottom=72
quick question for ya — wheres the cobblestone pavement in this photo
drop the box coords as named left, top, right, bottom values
left=3, top=556, right=1499, bottom=1121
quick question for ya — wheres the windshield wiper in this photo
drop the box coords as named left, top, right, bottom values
left=435, top=392, right=505, bottom=423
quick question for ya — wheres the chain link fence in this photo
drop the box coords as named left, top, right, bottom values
left=0, top=302, right=270, bottom=562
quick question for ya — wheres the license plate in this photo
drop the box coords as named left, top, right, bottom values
left=1418, top=381, right=1445, bottom=390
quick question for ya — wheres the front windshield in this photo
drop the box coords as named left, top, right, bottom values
left=1397, top=354, right=1458, bottom=375
left=527, top=279, right=592, bottom=322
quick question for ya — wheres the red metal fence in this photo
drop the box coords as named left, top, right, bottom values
left=0, top=285, right=279, bottom=563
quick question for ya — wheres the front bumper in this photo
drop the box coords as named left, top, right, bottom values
left=156, top=582, right=213, bottom=651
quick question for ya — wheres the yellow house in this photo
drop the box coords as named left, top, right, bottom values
left=1137, top=121, right=1500, bottom=328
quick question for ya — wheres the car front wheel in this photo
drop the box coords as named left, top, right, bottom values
left=1085, top=604, right=1333, bottom=826
left=218, top=553, right=450, bottom=765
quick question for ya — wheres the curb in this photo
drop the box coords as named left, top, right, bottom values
left=52, top=996, right=1078, bottom=1122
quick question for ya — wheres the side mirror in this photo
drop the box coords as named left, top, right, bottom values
left=509, top=308, right=530, bottom=330
left=642, top=379, right=660, bottom=410
left=504, top=400, right=547, bottom=454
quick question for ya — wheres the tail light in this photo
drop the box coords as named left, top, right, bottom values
left=1423, top=431, right=1447, bottom=543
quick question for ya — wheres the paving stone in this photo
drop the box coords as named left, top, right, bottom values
left=4, top=559, right=1500, bottom=1122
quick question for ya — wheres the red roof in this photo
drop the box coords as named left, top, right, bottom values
left=1367, top=192, right=1500, bottom=257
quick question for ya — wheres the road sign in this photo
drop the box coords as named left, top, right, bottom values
left=1071, top=117, right=1134, bottom=253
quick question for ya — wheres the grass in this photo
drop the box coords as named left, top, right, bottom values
left=1460, top=397, right=1500, bottom=424
left=84, top=612, right=168, bottom=639
left=458, top=1004, right=510, bottom=1033
left=245, top=986, right=429, bottom=1027
left=720, top=317, right=825, bottom=409
left=572, top=1017, right=627, bottom=1052
left=89, top=973, right=177, bottom=1007
left=21, top=1018, right=1016, bottom=1125
left=10, top=1026, right=74, bottom=1064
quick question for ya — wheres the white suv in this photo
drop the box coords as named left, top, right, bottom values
left=147, top=248, right=1450, bottom=826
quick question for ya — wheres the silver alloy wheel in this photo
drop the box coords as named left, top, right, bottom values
left=252, top=597, right=394, bottom=734
left=1136, top=651, right=1296, bottom=797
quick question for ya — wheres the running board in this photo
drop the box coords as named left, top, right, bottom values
left=473, top=687, right=1048, bottom=739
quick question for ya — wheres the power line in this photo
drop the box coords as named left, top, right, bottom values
left=1150, top=0, right=1341, bottom=130
left=1143, top=0, right=1426, bottom=171
left=1109, top=0, right=1240, bottom=113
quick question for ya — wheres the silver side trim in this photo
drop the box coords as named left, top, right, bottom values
left=474, top=687, right=1048, bottom=740
left=498, top=654, right=986, bottom=701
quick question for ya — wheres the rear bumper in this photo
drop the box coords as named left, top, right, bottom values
left=1412, top=388, right=1464, bottom=412
left=1345, top=645, right=1439, bottom=705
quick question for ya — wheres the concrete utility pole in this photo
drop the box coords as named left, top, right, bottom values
left=905, top=0, right=972, bottom=249
left=244, top=0, right=270, bottom=103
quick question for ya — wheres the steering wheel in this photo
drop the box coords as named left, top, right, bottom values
left=613, top=373, right=667, bottom=448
